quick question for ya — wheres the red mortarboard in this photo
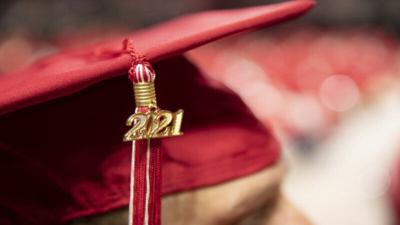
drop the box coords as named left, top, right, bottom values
left=0, top=1, right=314, bottom=224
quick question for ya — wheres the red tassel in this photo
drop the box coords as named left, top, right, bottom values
left=132, top=140, right=162, bottom=225
left=132, top=140, right=147, bottom=225
left=124, top=38, right=165, bottom=225
left=149, top=139, right=162, bottom=225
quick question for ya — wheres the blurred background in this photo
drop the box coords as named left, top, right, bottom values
left=1, top=1, right=400, bottom=225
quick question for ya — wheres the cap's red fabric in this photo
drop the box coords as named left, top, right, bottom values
left=0, top=56, right=280, bottom=224
left=0, top=0, right=314, bottom=116
left=0, top=1, right=314, bottom=225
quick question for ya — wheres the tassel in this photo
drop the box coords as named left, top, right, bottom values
left=131, top=139, right=161, bottom=225
left=123, top=39, right=183, bottom=225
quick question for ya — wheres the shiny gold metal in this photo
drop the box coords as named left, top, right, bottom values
left=123, top=110, right=184, bottom=141
left=133, top=83, right=157, bottom=109
left=124, top=63, right=184, bottom=141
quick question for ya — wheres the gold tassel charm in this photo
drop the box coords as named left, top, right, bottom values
left=123, top=62, right=184, bottom=141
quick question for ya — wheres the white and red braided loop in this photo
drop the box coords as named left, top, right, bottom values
left=129, top=62, right=156, bottom=84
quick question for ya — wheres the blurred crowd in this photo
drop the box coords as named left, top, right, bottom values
left=188, top=27, right=400, bottom=146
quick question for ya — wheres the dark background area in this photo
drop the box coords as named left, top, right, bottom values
left=0, top=0, right=399, bottom=39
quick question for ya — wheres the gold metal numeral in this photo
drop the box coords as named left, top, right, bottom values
left=123, top=110, right=184, bottom=141
left=170, top=110, right=183, bottom=136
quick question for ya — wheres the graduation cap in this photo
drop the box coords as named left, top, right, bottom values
left=0, top=1, right=314, bottom=225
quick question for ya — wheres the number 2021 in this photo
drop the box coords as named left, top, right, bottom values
left=123, top=109, right=183, bottom=141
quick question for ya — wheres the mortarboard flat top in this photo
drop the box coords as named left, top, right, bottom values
left=0, top=1, right=314, bottom=224
left=0, top=0, right=314, bottom=115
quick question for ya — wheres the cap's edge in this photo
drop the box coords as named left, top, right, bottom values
left=0, top=0, right=315, bottom=115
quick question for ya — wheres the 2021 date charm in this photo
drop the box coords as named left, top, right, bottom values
left=123, top=62, right=184, bottom=141
left=123, top=109, right=183, bottom=141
